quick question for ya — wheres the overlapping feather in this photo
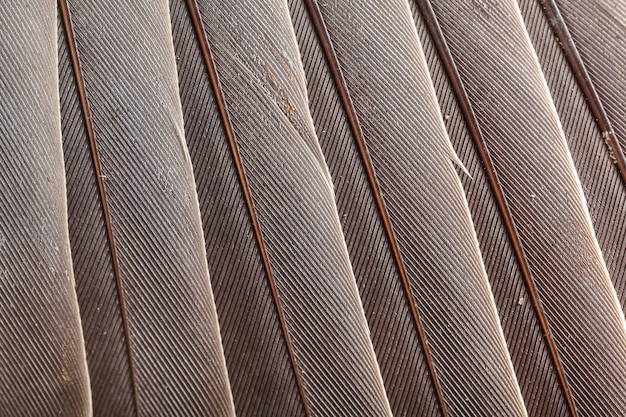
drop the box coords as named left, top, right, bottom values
left=58, top=0, right=234, bottom=415
left=0, top=0, right=625, bottom=416
left=289, top=0, right=527, bottom=415
left=521, top=0, right=626, bottom=310
left=408, top=2, right=573, bottom=414
left=552, top=0, right=626, bottom=156
left=419, top=0, right=626, bottom=415
left=169, top=0, right=392, bottom=415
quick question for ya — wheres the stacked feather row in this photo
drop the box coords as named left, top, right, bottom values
left=1, top=0, right=625, bottom=416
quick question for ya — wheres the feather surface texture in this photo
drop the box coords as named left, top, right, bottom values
left=521, top=0, right=626, bottom=308
left=58, top=0, right=234, bottom=415
left=552, top=0, right=626, bottom=155
left=409, top=1, right=572, bottom=415
left=169, top=0, right=392, bottom=415
left=0, top=2, right=91, bottom=416
left=420, top=0, right=626, bottom=415
left=287, top=0, right=527, bottom=415
left=1, top=0, right=626, bottom=416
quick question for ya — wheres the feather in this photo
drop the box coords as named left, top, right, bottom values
left=57, top=0, right=234, bottom=415
left=169, top=0, right=392, bottom=415
left=415, top=0, right=626, bottom=415
left=409, top=2, right=573, bottom=415
left=519, top=0, right=626, bottom=311
left=0, top=3, right=90, bottom=416
left=288, top=0, right=527, bottom=415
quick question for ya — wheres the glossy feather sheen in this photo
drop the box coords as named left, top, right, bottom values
left=0, top=3, right=90, bottom=416
left=408, top=2, right=571, bottom=416
left=59, top=0, right=234, bottom=415
left=541, top=0, right=626, bottom=308
left=291, top=1, right=527, bottom=415
left=426, top=0, right=626, bottom=415
left=170, top=0, right=392, bottom=416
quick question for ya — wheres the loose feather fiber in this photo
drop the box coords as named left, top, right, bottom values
left=58, top=0, right=234, bottom=415
left=522, top=0, right=626, bottom=310
left=170, top=0, right=392, bottom=416
left=420, top=0, right=626, bottom=415
left=290, top=0, right=527, bottom=416
left=0, top=3, right=90, bottom=416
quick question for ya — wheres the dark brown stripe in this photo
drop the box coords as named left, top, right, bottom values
left=414, top=1, right=578, bottom=415
left=57, top=1, right=141, bottom=415
left=540, top=0, right=626, bottom=186
left=182, top=1, right=310, bottom=414
left=302, top=1, right=448, bottom=415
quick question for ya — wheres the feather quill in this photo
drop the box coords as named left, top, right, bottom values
left=169, top=0, right=392, bottom=415
left=418, top=0, right=626, bottom=415
left=288, top=0, right=527, bottom=415
left=0, top=3, right=90, bottom=416
left=58, top=0, right=234, bottom=415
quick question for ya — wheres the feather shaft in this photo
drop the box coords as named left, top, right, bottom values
left=170, top=0, right=393, bottom=415
left=290, top=0, right=528, bottom=415
left=59, top=0, right=236, bottom=415
left=425, top=0, right=626, bottom=415
left=539, top=0, right=626, bottom=184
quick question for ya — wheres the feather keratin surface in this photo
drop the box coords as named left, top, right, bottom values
left=419, top=0, right=626, bottom=415
left=521, top=0, right=626, bottom=311
left=409, top=1, right=573, bottom=415
left=0, top=0, right=625, bottom=416
left=170, top=0, right=392, bottom=415
left=289, top=0, right=527, bottom=415
left=0, top=3, right=90, bottom=416
left=551, top=0, right=626, bottom=158
left=58, top=0, right=234, bottom=415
